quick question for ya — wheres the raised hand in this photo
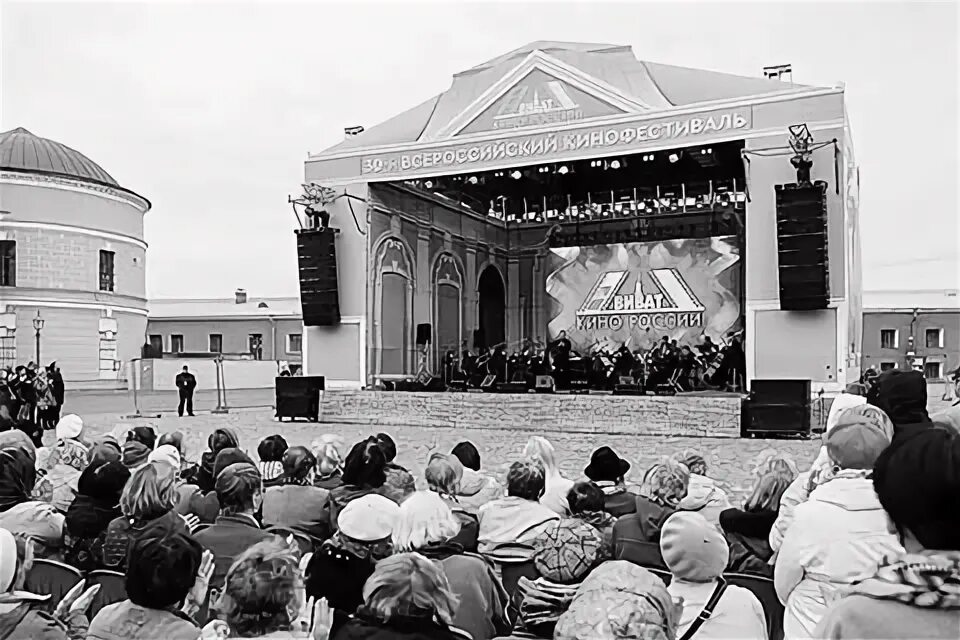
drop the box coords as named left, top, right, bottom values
left=181, top=513, right=201, bottom=533
left=186, top=550, right=215, bottom=612
left=312, top=597, right=333, bottom=640
left=200, top=620, right=229, bottom=639
left=69, top=584, right=101, bottom=616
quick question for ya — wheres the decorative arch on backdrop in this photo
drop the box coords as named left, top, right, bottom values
left=432, top=252, right=464, bottom=367
left=373, top=235, right=414, bottom=377
left=477, top=263, right=506, bottom=351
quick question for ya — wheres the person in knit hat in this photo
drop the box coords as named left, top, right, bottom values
left=257, top=434, right=288, bottom=487
left=661, top=512, right=767, bottom=640
left=774, top=407, right=902, bottom=639
left=869, top=369, right=932, bottom=439
left=122, top=440, right=151, bottom=471
left=815, top=425, right=960, bottom=639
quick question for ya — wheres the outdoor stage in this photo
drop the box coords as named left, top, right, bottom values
left=319, top=390, right=743, bottom=438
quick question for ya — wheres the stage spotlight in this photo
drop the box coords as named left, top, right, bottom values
left=424, top=180, right=434, bottom=188
left=557, top=165, right=569, bottom=174
left=668, top=153, right=680, bottom=163
left=510, top=170, right=522, bottom=180
left=467, top=176, right=479, bottom=185
left=610, top=160, right=621, bottom=169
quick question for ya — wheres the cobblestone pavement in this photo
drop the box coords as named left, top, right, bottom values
left=74, top=407, right=822, bottom=501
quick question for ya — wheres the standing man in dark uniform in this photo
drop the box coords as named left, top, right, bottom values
left=549, top=330, right=572, bottom=386
left=47, top=361, right=65, bottom=424
left=175, top=365, right=197, bottom=417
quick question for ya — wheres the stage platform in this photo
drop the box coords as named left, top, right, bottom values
left=319, top=390, right=743, bottom=438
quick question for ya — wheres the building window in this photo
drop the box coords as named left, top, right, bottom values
left=148, top=335, right=163, bottom=354
left=209, top=334, right=223, bottom=353
left=880, top=329, right=899, bottom=349
left=286, top=334, right=302, bottom=354
left=925, top=328, right=944, bottom=349
left=0, top=241, right=15, bottom=287
left=880, top=361, right=898, bottom=372
left=248, top=333, right=263, bottom=360
left=99, top=250, right=115, bottom=292
left=923, top=361, right=943, bottom=380
left=170, top=334, right=184, bottom=354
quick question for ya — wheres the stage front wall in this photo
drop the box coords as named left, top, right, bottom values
left=546, top=236, right=743, bottom=353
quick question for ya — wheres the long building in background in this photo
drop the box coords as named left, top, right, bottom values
left=0, top=127, right=151, bottom=388
left=299, top=41, right=863, bottom=391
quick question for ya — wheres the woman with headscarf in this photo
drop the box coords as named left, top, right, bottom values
left=36, top=414, right=90, bottom=512
left=0, top=527, right=100, bottom=640
left=319, top=437, right=386, bottom=536
left=194, top=427, right=239, bottom=493
left=63, top=461, right=130, bottom=572
left=262, top=446, right=331, bottom=541
left=610, top=459, right=690, bottom=569
left=0, top=446, right=65, bottom=553
left=158, top=430, right=200, bottom=484
left=775, top=406, right=902, bottom=639
left=523, top=436, right=575, bottom=515
left=423, top=453, right=479, bottom=552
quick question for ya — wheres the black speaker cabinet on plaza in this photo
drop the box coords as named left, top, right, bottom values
left=296, top=228, right=340, bottom=326
left=775, top=182, right=829, bottom=311
left=275, top=375, right=325, bottom=422
left=744, top=379, right=812, bottom=437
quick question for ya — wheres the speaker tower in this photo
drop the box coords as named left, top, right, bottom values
left=775, top=182, right=829, bottom=311
left=297, top=228, right=340, bottom=326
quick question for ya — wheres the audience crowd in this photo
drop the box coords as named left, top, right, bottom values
left=0, top=368, right=957, bottom=639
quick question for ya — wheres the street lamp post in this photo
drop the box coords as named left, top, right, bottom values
left=32, top=311, right=44, bottom=365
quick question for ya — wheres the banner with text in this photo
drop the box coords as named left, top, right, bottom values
left=546, top=237, right=742, bottom=353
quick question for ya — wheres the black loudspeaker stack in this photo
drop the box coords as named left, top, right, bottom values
left=775, top=182, right=829, bottom=311
left=297, top=228, right=340, bottom=326
left=416, top=324, right=432, bottom=346
left=275, top=376, right=325, bottom=422
left=744, top=379, right=811, bottom=437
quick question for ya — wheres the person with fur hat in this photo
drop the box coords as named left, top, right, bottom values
left=0, top=527, right=100, bottom=640
left=449, top=441, right=501, bottom=511
left=262, top=445, right=331, bottom=541
left=553, top=561, right=681, bottom=640
left=392, top=491, right=510, bottom=640
left=869, top=369, right=932, bottom=439
left=305, top=493, right=399, bottom=636
left=775, top=408, right=903, bottom=639
left=661, top=512, right=767, bottom=640
left=584, top=446, right=637, bottom=517
left=514, top=518, right=603, bottom=638
left=671, top=449, right=732, bottom=529
left=814, top=425, right=960, bottom=639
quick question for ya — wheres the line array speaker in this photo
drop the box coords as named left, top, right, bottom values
left=297, top=228, right=340, bottom=326
left=775, top=182, right=829, bottom=311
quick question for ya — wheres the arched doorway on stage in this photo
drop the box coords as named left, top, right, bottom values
left=477, top=265, right=505, bottom=351
left=433, top=253, right=463, bottom=368
left=374, top=237, right=414, bottom=377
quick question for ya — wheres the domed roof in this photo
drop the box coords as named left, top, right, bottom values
left=0, top=127, right=119, bottom=187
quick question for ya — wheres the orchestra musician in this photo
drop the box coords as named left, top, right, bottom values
left=697, top=335, right=719, bottom=359
left=549, top=330, right=572, bottom=383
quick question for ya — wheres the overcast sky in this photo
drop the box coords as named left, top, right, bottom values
left=3, top=1, right=957, bottom=298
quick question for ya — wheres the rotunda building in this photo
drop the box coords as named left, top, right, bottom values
left=0, top=127, right=151, bottom=386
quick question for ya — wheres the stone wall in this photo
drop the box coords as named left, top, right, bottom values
left=320, top=390, right=742, bottom=438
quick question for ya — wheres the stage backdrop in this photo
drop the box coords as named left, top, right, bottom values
left=546, top=236, right=742, bottom=353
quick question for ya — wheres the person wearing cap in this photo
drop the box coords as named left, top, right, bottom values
left=305, top=493, right=399, bottom=636
left=424, top=453, right=479, bottom=552
left=584, top=445, right=637, bottom=517
left=262, top=446, right=331, bottom=542
left=392, top=491, right=509, bottom=640
left=0, top=527, right=100, bottom=640
left=671, top=449, right=731, bottom=529
left=775, top=409, right=902, bottom=640
left=193, top=462, right=273, bottom=604
left=814, top=425, right=960, bottom=639
left=661, top=511, right=767, bottom=640
left=824, top=383, right=868, bottom=434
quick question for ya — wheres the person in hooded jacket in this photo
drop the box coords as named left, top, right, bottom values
left=583, top=446, right=637, bottom=517
left=671, top=449, right=731, bottom=529
left=450, top=441, right=501, bottom=511
left=869, top=369, right=932, bottom=440
left=319, top=437, right=387, bottom=536
left=611, top=459, right=690, bottom=570
left=63, top=461, right=129, bottom=572
left=194, top=428, right=240, bottom=493
left=392, top=491, right=510, bottom=640
left=775, top=411, right=903, bottom=639
left=814, top=425, right=960, bottom=639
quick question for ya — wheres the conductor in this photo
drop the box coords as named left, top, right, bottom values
left=176, top=365, right=197, bottom=417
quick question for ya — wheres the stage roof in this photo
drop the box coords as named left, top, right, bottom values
left=315, top=41, right=824, bottom=158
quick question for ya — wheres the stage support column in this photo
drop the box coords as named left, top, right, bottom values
left=532, top=252, right=543, bottom=340
left=465, top=244, right=477, bottom=342
left=415, top=228, right=431, bottom=325
left=507, top=256, right=521, bottom=348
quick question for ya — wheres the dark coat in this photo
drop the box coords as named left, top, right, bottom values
left=602, top=489, right=638, bottom=517
left=193, top=513, right=275, bottom=592
left=332, top=612, right=470, bottom=640
left=719, top=507, right=776, bottom=576
left=609, top=496, right=674, bottom=570
left=175, top=372, right=196, bottom=396
left=305, top=541, right=378, bottom=636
